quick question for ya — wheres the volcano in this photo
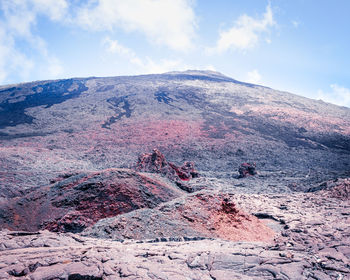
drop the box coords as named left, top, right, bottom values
left=0, top=70, right=349, bottom=279
left=0, top=70, right=349, bottom=192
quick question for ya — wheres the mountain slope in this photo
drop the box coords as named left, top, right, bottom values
left=0, top=70, right=349, bottom=193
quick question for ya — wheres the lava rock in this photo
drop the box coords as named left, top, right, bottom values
left=83, top=191, right=275, bottom=242
left=238, top=162, right=257, bottom=178
left=0, top=169, right=183, bottom=233
left=307, top=178, right=350, bottom=200
left=136, top=149, right=199, bottom=181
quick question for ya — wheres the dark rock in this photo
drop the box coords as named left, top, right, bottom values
left=238, top=162, right=257, bottom=178
left=8, top=231, right=41, bottom=236
left=0, top=71, right=350, bottom=194
left=253, top=213, right=278, bottom=221
left=68, top=275, right=102, bottom=280
left=8, top=267, right=28, bottom=277
left=235, top=148, right=245, bottom=156
left=0, top=72, right=350, bottom=280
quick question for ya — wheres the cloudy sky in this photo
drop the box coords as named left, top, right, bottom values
left=0, top=0, right=349, bottom=107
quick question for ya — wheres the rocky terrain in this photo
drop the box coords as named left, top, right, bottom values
left=0, top=228, right=346, bottom=280
left=0, top=70, right=349, bottom=279
left=0, top=179, right=349, bottom=279
left=0, top=168, right=184, bottom=233
left=84, top=191, right=276, bottom=242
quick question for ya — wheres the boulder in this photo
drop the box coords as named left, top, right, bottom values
left=238, top=162, right=257, bottom=178
left=136, top=149, right=199, bottom=181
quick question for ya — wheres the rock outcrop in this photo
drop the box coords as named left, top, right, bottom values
left=83, top=191, right=275, bottom=243
left=0, top=168, right=183, bottom=233
left=307, top=178, right=350, bottom=200
left=2, top=181, right=349, bottom=280
left=238, top=162, right=257, bottom=178
left=135, top=148, right=199, bottom=181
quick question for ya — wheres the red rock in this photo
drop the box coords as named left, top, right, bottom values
left=0, top=168, right=183, bottom=233
left=85, top=192, right=276, bottom=243
left=135, top=149, right=199, bottom=181
left=168, top=161, right=199, bottom=181
left=136, top=148, right=174, bottom=175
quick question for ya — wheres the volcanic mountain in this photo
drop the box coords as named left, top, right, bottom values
left=0, top=70, right=349, bottom=194
left=0, top=70, right=349, bottom=279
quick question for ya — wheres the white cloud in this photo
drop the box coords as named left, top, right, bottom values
left=102, top=37, right=191, bottom=74
left=77, top=0, right=196, bottom=51
left=1, top=0, right=67, bottom=37
left=203, top=65, right=216, bottom=71
left=1, top=0, right=36, bottom=38
left=0, top=25, right=34, bottom=83
left=317, top=84, right=350, bottom=108
left=246, top=69, right=262, bottom=84
left=103, top=37, right=143, bottom=66
left=210, top=4, right=275, bottom=53
left=0, top=0, right=197, bottom=83
left=47, top=57, right=64, bottom=78
left=0, top=0, right=67, bottom=84
left=31, top=0, right=68, bottom=21
left=142, top=58, right=189, bottom=74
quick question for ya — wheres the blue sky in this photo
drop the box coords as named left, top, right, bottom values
left=0, top=0, right=349, bottom=107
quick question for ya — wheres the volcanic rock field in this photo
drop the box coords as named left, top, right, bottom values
left=0, top=70, right=349, bottom=279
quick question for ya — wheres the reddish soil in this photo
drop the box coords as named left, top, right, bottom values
left=0, top=72, right=349, bottom=279
left=183, top=193, right=275, bottom=242
left=85, top=192, right=276, bottom=243
left=213, top=196, right=274, bottom=242
left=0, top=168, right=183, bottom=233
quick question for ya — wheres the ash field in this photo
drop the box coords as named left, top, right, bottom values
left=0, top=70, right=349, bottom=279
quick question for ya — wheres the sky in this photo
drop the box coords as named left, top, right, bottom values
left=0, top=0, right=350, bottom=108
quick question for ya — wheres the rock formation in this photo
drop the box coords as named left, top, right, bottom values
left=307, top=178, right=350, bottom=200
left=84, top=192, right=275, bottom=242
left=135, top=148, right=199, bottom=181
left=238, top=162, right=257, bottom=178
left=0, top=169, right=183, bottom=233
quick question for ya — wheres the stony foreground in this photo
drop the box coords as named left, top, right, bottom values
left=0, top=230, right=346, bottom=280
left=1, top=179, right=349, bottom=280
